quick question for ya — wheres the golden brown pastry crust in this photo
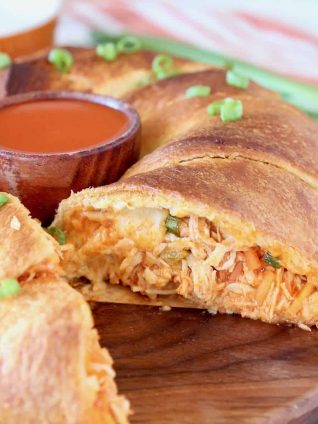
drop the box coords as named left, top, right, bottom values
left=0, top=48, right=210, bottom=99
left=0, top=195, right=130, bottom=424
left=125, top=69, right=318, bottom=188
left=34, top=53, right=318, bottom=328
left=0, top=193, right=58, bottom=280
left=0, top=279, right=129, bottom=424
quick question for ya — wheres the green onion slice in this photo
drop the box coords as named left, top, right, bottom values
left=152, top=54, right=179, bottom=80
left=207, top=97, right=234, bottom=116
left=0, top=193, right=8, bottom=208
left=165, top=214, right=181, bottom=237
left=152, top=54, right=173, bottom=72
left=220, top=99, right=243, bottom=122
left=0, top=278, right=20, bottom=299
left=207, top=100, right=226, bottom=116
left=96, top=42, right=118, bottom=61
left=46, top=226, right=67, bottom=245
left=117, top=36, right=141, bottom=53
left=48, top=48, right=73, bottom=74
left=226, top=70, right=249, bottom=89
left=262, top=252, right=281, bottom=269
left=186, top=85, right=211, bottom=98
left=0, top=52, right=12, bottom=69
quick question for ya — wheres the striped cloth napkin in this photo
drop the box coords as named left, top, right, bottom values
left=57, top=0, right=318, bottom=85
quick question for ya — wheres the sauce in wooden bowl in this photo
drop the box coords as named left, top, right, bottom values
left=0, top=91, right=140, bottom=223
left=0, top=99, right=130, bottom=153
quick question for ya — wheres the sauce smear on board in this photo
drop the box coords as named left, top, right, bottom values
left=0, top=99, right=129, bottom=153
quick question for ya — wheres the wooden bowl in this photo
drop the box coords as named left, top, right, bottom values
left=0, top=91, right=141, bottom=224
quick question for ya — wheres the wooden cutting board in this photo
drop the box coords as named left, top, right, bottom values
left=93, top=303, right=318, bottom=424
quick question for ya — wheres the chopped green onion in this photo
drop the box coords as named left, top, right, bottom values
left=220, top=99, right=243, bottom=122
left=0, top=52, right=11, bottom=69
left=48, top=48, right=73, bottom=74
left=207, top=100, right=226, bottom=116
left=96, top=42, right=118, bottom=61
left=152, top=54, right=173, bottom=72
left=165, top=214, right=181, bottom=237
left=152, top=54, right=179, bottom=80
left=46, top=226, right=67, bottom=245
left=117, top=36, right=141, bottom=53
left=185, top=85, right=211, bottom=98
left=0, top=194, right=8, bottom=208
left=262, top=252, right=281, bottom=269
left=226, top=70, right=249, bottom=89
left=0, top=278, right=20, bottom=299
left=207, top=97, right=236, bottom=117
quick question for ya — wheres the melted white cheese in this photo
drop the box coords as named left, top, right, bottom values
left=115, top=207, right=168, bottom=250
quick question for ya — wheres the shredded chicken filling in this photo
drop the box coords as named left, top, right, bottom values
left=19, top=257, right=63, bottom=285
left=62, top=209, right=317, bottom=324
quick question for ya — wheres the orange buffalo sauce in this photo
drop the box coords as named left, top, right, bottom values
left=0, top=99, right=129, bottom=153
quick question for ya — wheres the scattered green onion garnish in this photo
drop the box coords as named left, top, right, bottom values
left=0, top=52, right=12, bottom=69
left=207, top=98, right=234, bottom=116
left=117, top=35, right=141, bottom=53
left=226, top=70, right=249, bottom=89
left=0, top=278, right=20, bottom=299
left=46, top=226, right=67, bottom=245
left=48, top=48, right=73, bottom=74
left=220, top=99, right=243, bottom=122
left=207, top=99, right=226, bottom=116
left=152, top=54, right=173, bottom=72
left=152, top=54, right=179, bottom=80
left=186, top=85, right=211, bottom=98
left=0, top=194, right=8, bottom=208
left=96, top=42, right=118, bottom=61
left=262, top=252, right=281, bottom=269
left=165, top=214, right=181, bottom=237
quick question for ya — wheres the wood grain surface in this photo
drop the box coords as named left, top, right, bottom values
left=93, top=303, right=318, bottom=424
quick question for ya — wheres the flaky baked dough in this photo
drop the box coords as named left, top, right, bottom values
left=43, top=56, right=318, bottom=328
left=0, top=194, right=129, bottom=424
left=125, top=69, right=318, bottom=179
left=0, top=279, right=129, bottom=424
left=0, top=193, right=59, bottom=280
